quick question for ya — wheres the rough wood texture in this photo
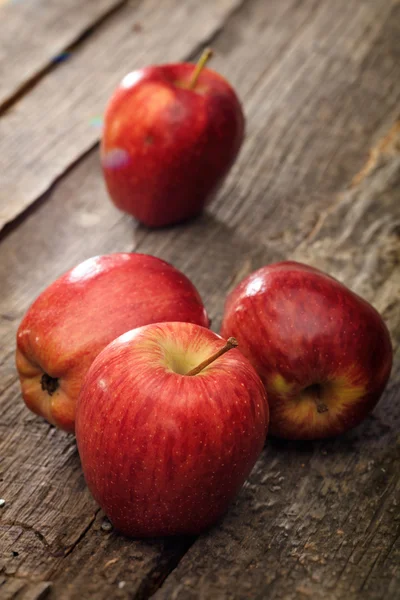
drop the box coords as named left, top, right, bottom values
left=0, top=0, right=243, bottom=231
left=210, top=0, right=400, bottom=251
left=0, top=0, right=126, bottom=109
left=1, top=0, right=399, bottom=598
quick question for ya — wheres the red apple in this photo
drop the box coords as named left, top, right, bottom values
left=16, top=253, right=209, bottom=432
left=75, top=322, right=268, bottom=537
left=101, top=49, right=244, bottom=227
left=221, top=261, right=393, bottom=440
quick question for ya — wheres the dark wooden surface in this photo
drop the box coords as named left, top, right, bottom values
left=0, top=0, right=399, bottom=598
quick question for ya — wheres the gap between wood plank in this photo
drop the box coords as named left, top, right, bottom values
left=132, top=537, right=196, bottom=600
left=62, top=509, right=101, bottom=558
left=0, top=0, right=129, bottom=114
left=0, top=144, right=97, bottom=245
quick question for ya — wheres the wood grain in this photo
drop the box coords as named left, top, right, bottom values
left=0, top=577, right=51, bottom=600
left=0, top=0, right=243, bottom=231
left=0, top=0, right=399, bottom=598
left=209, top=0, right=400, bottom=253
left=0, top=0, right=126, bottom=110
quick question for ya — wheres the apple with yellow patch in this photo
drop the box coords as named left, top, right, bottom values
left=76, top=322, right=268, bottom=537
left=101, top=49, right=244, bottom=227
left=221, top=261, right=392, bottom=440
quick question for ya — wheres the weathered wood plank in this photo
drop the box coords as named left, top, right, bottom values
left=0, top=0, right=126, bottom=109
left=0, top=577, right=51, bottom=600
left=209, top=0, right=400, bottom=253
left=47, top=516, right=193, bottom=600
left=0, top=0, right=243, bottom=231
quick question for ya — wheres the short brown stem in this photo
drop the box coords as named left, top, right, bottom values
left=186, top=337, right=238, bottom=376
left=188, top=48, right=213, bottom=89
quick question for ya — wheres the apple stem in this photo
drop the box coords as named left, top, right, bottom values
left=188, top=48, right=213, bottom=90
left=186, top=337, right=238, bottom=376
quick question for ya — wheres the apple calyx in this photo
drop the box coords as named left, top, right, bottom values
left=188, top=47, right=213, bottom=90
left=186, top=337, right=238, bottom=376
left=41, top=373, right=59, bottom=396
left=303, top=383, right=328, bottom=414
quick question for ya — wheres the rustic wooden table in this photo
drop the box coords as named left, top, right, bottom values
left=0, top=0, right=399, bottom=598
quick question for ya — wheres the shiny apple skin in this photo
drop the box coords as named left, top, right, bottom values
left=101, top=63, right=244, bottom=227
left=75, top=322, right=268, bottom=537
left=16, top=253, right=209, bottom=432
left=221, top=261, right=393, bottom=440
